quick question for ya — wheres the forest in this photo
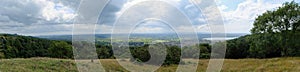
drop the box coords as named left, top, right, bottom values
left=0, top=34, right=73, bottom=59
left=0, top=34, right=211, bottom=65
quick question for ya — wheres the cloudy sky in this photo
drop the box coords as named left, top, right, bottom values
left=0, top=0, right=299, bottom=36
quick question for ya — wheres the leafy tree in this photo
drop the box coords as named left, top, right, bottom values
left=130, top=44, right=182, bottom=65
left=251, top=1, right=300, bottom=33
left=96, top=45, right=113, bottom=59
left=226, top=35, right=250, bottom=58
left=249, top=1, right=300, bottom=57
left=182, top=43, right=211, bottom=59
left=224, top=1, right=300, bottom=59
left=48, top=41, right=73, bottom=58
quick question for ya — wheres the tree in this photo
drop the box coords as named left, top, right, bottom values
left=251, top=1, right=300, bottom=34
left=226, top=35, right=250, bottom=58
left=249, top=1, right=300, bottom=57
left=223, top=1, right=300, bottom=59
left=48, top=41, right=73, bottom=58
left=97, top=45, right=113, bottom=59
left=130, top=44, right=182, bottom=65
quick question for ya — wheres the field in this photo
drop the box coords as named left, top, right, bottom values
left=0, top=57, right=299, bottom=72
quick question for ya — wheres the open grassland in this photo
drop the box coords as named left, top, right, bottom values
left=0, top=57, right=299, bottom=72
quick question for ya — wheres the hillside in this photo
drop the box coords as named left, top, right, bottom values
left=0, top=57, right=299, bottom=72
left=0, top=34, right=73, bottom=59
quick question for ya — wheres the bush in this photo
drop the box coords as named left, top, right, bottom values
left=130, top=44, right=181, bottom=66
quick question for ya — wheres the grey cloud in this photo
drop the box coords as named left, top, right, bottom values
left=0, top=0, right=217, bottom=35
left=0, top=15, right=10, bottom=22
left=53, top=0, right=81, bottom=9
left=0, top=0, right=80, bottom=35
left=0, top=0, right=42, bottom=25
left=98, top=0, right=126, bottom=25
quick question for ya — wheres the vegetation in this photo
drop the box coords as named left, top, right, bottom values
left=0, top=58, right=77, bottom=72
left=0, top=34, right=212, bottom=66
left=0, top=34, right=73, bottom=59
left=129, top=44, right=182, bottom=65
left=0, top=57, right=300, bottom=72
left=225, top=1, right=300, bottom=58
left=0, top=1, right=299, bottom=71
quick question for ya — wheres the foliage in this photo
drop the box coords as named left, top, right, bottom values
left=48, top=41, right=73, bottom=58
left=2, top=58, right=300, bottom=72
left=225, top=35, right=250, bottom=58
left=225, top=1, right=300, bottom=59
left=251, top=1, right=300, bottom=34
left=129, top=44, right=182, bottom=65
left=0, top=34, right=73, bottom=59
left=96, top=45, right=114, bottom=59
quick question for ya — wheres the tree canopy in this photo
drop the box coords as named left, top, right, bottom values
left=251, top=1, right=300, bottom=33
left=226, top=1, right=300, bottom=59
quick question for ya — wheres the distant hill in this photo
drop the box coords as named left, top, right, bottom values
left=37, top=33, right=247, bottom=41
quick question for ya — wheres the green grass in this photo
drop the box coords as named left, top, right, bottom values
left=0, top=57, right=299, bottom=72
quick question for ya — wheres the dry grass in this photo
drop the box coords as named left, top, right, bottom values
left=0, top=57, right=299, bottom=72
left=0, top=57, right=77, bottom=72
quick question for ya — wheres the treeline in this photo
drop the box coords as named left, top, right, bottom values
left=0, top=34, right=73, bottom=59
left=0, top=34, right=212, bottom=60
left=226, top=32, right=300, bottom=58
left=128, top=43, right=211, bottom=65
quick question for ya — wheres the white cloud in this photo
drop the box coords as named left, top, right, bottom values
left=35, top=0, right=76, bottom=22
left=0, top=0, right=77, bottom=35
left=219, top=0, right=291, bottom=33
left=0, top=0, right=76, bottom=24
left=116, top=0, right=182, bottom=19
left=1, top=0, right=297, bottom=35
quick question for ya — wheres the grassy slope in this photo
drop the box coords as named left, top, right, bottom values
left=0, top=58, right=77, bottom=72
left=0, top=57, right=299, bottom=72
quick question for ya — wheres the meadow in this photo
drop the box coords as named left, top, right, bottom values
left=0, top=57, right=299, bottom=72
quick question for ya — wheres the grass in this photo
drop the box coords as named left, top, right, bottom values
left=0, top=57, right=299, bottom=72
left=0, top=57, right=77, bottom=72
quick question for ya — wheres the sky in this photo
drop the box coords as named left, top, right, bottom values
left=0, top=0, right=299, bottom=36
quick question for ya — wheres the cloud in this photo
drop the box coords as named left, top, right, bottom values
left=98, top=0, right=126, bottom=25
left=131, top=21, right=175, bottom=33
left=1, top=0, right=298, bottom=35
left=0, top=0, right=78, bottom=35
left=182, top=2, right=207, bottom=25
left=111, top=0, right=204, bottom=34
left=218, top=0, right=296, bottom=33
left=39, top=1, right=76, bottom=22
left=0, top=0, right=76, bottom=25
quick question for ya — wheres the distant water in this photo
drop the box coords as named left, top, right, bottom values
left=203, top=37, right=238, bottom=41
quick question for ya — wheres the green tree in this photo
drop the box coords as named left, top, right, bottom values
left=226, top=35, right=250, bottom=58
left=249, top=1, right=300, bottom=57
left=48, top=41, right=73, bottom=58
left=251, top=1, right=300, bottom=34
left=97, top=45, right=113, bottom=59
